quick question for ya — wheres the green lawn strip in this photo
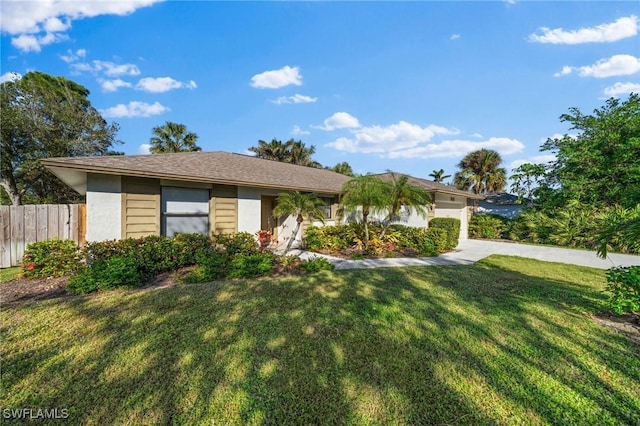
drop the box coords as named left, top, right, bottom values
left=1, top=255, right=638, bottom=425
left=0, top=267, right=22, bottom=283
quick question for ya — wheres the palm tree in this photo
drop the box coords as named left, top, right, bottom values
left=340, top=175, right=391, bottom=246
left=428, top=169, right=451, bottom=183
left=287, top=139, right=321, bottom=167
left=248, top=139, right=289, bottom=161
left=455, top=149, right=507, bottom=194
left=149, top=121, right=200, bottom=153
left=331, top=162, right=354, bottom=177
left=379, top=173, right=432, bottom=238
left=273, top=191, right=326, bottom=254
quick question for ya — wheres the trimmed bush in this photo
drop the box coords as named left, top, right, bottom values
left=424, top=228, right=448, bottom=254
left=229, top=252, right=274, bottom=278
left=605, top=266, right=640, bottom=314
left=186, top=249, right=230, bottom=283
left=300, top=256, right=335, bottom=273
left=67, top=256, right=143, bottom=294
left=212, top=232, right=260, bottom=256
left=469, top=214, right=510, bottom=239
left=22, top=239, right=81, bottom=279
left=429, top=218, right=460, bottom=249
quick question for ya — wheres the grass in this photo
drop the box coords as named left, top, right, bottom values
left=0, top=267, right=21, bottom=283
left=1, top=255, right=639, bottom=425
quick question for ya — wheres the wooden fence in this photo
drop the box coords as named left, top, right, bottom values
left=0, top=204, right=86, bottom=268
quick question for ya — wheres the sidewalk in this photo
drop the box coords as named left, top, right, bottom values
left=288, top=239, right=640, bottom=271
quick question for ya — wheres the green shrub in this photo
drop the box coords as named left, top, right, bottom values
left=428, top=218, right=460, bottom=249
left=212, top=232, right=260, bottom=256
left=67, top=256, right=143, bottom=294
left=229, top=252, right=274, bottom=278
left=605, top=266, right=640, bottom=314
left=424, top=228, right=448, bottom=254
left=173, top=233, right=213, bottom=265
left=22, top=239, right=81, bottom=279
left=304, top=225, right=349, bottom=252
left=469, top=214, right=510, bottom=239
left=185, top=249, right=230, bottom=283
left=300, top=256, right=335, bottom=273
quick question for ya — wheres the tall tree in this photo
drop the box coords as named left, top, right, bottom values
left=540, top=93, right=640, bottom=209
left=288, top=140, right=321, bottom=168
left=0, top=71, right=120, bottom=205
left=248, top=138, right=321, bottom=167
left=330, top=161, right=355, bottom=177
left=273, top=191, right=326, bottom=254
left=510, top=163, right=546, bottom=206
left=379, top=173, right=432, bottom=238
left=149, top=122, right=200, bottom=153
left=454, top=149, right=507, bottom=194
left=248, top=139, right=289, bottom=161
left=428, top=169, right=451, bottom=183
left=340, top=175, right=391, bottom=246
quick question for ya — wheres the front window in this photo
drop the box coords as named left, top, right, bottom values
left=321, top=197, right=334, bottom=219
left=161, top=187, right=210, bottom=237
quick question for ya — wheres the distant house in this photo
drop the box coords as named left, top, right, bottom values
left=43, top=151, right=348, bottom=249
left=477, top=193, right=526, bottom=219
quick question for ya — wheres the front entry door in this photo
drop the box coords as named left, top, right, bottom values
left=260, top=196, right=278, bottom=238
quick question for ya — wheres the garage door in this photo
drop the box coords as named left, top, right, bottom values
left=433, top=201, right=468, bottom=240
left=161, top=187, right=210, bottom=237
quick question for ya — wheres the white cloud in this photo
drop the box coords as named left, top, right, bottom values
left=60, top=48, right=86, bottom=63
left=578, top=55, right=640, bottom=78
left=271, top=94, right=317, bottom=104
left=43, top=17, right=70, bottom=33
left=250, top=65, right=302, bottom=89
left=100, top=101, right=169, bottom=118
left=71, top=60, right=141, bottom=77
left=326, top=120, right=464, bottom=156
left=1, top=0, right=162, bottom=52
left=604, top=82, right=640, bottom=97
left=11, top=32, right=68, bottom=52
left=509, top=154, right=557, bottom=170
left=317, top=112, right=361, bottom=131
left=553, top=66, right=573, bottom=77
left=471, top=133, right=483, bottom=138
left=385, top=137, right=525, bottom=159
left=0, top=72, right=22, bottom=83
left=529, top=15, right=638, bottom=44
left=138, top=144, right=152, bottom=155
left=291, top=125, right=310, bottom=136
left=99, top=78, right=132, bottom=92
left=136, top=77, right=197, bottom=93
left=450, top=34, right=460, bottom=41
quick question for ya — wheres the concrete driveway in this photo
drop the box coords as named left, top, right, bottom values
left=296, top=239, right=640, bottom=271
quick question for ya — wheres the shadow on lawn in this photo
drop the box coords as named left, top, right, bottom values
left=2, top=256, right=639, bottom=425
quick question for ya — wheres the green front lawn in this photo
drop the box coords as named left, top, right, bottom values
left=0, top=267, right=21, bottom=283
left=1, top=256, right=638, bottom=425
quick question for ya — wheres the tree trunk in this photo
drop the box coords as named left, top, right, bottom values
left=362, top=211, right=370, bottom=247
left=284, top=216, right=303, bottom=254
left=0, top=177, right=23, bottom=205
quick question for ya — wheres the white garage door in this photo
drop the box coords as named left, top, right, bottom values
left=161, top=187, right=210, bottom=237
left=433, top=201, right=468, bottom=240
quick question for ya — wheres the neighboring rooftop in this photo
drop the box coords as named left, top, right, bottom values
left=482, top=193, right=525, bottom=205
left=42, top=151, right=351, bottom=195
left=374, top=172, right=485, bottom=200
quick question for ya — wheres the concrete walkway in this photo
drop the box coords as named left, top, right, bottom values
left=289, top=239, right=640, bottom=271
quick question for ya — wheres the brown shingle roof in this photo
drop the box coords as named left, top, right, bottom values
left=42, top=151, right=350, bottom=194
left=374, top=172, right=485, bottom=200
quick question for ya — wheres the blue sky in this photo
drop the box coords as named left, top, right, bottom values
left=2, top=1, right=639, bottom=184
